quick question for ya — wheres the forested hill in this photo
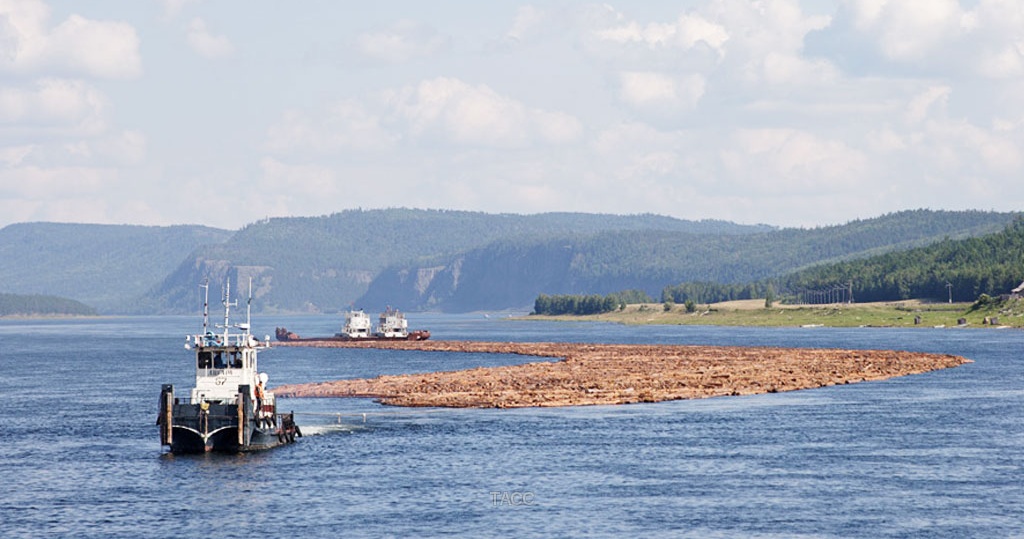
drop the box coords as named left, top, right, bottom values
left=358, top=209, right=1018, bottom=312
left=141, top=209, right=772, bottom=314
left=0, top=293, right=97, bottom=317
left=775, top=217, right=1024, bottom=303
left=3, top=209, right=1017, bottom=314
left=0, top=223, right=232, bottom=312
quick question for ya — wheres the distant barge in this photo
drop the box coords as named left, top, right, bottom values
left=275, top=307, right=430, bottom=343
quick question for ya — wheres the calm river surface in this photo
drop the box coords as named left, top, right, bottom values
left=1, top=313, right=1021, bottom=538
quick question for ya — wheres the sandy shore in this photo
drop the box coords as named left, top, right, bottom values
left=271, top=340, right=970, bottom=408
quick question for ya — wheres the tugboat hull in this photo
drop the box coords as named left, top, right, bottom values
left=159, top=384, right=300, bottom=454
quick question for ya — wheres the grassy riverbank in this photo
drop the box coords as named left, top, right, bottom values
left=527, top=299, right=1024, bottom=329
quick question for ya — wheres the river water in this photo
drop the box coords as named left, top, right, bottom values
left=0, top=313, right=1021, bottom=538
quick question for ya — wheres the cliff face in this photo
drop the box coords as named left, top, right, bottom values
left=358, top=242, right=588, bottom=312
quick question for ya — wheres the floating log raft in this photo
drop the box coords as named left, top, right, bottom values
left=272, top=340, right=970, bottom=408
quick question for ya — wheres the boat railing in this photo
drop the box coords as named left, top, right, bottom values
left=192, top=333, right=265, bottom=349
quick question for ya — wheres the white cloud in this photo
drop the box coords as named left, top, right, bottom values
left=354, top=20, right=449, bottom=64
left=587, top=0, right=837, bottom=119
left=265, top=100, right=399, bottom=155
left=0, top=164, right=109, bottom=199
left=721, top=129, right=867, bottom=195
left=821, top=0, right=1024, bottom=80
left=259, top=157, right=339, bottom=197
left=0, top=144, right=34, bottom=166
left=160, top=0, right=203, bottom=19
left=0, top=128, right=144, bottom=169
left=91, top=129, right=147, bottom=166
left=968, top=0, right=1024, bottom=78
left=186, top=17, right=234, bottom=59
left=760, top=52, right=839, bottom=85
left=0, top=78, right=107, bottom=136
left=905, top=86, right=951, bottom=124
left=388, top=77, right=582, bottom=148
left=507, top=5, right=548, bottom=42
left=845, top=0, right=963, bottom=62
left=0, top=0, right=141, bottom=79
left=618, top=71, right=706, bottom=111
left=595, top=13, right=729, bottom=54
left=5, top=1, right=1024, bottom=231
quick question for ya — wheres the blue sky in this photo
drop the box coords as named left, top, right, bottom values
left=2, top=0, right=1023, bottom=230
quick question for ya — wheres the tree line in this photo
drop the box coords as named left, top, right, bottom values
left=532, top=289, right=653, bottom=315
left=0, top=293, right=97, bottom=316
left=658, top=217, right=1024, bottom=306
left=660, top=281, right=777, bottom=304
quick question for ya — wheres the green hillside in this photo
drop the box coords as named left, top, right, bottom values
left=361, top=210, right=1018, bottom=312
left=0, top=293, right=97, bottom=317
left=142, top=209, right=771, bottom=313
left=0, top=223, right=232, bottom=312
left=776, top=217, right=1024, bottom=303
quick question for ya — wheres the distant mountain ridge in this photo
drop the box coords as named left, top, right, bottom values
left=0, top=222, right=232, bottom=312
left=142, top=209, right=774, bottom=314
left=358, top=210, right=1019, bottom=312
left=0, top=209, right=1016, bottom=314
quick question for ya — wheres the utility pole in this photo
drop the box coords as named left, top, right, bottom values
left=946, top=282, right=953, bottom=304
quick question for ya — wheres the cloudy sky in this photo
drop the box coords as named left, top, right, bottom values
left=2, top=0, right=1023, bottom=230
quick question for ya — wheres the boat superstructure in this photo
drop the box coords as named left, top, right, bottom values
left=375, top=306, right=409, bottom=338
left=336, top=309, right=372, bottom=339
left=158, top=280, right=299, bottom=453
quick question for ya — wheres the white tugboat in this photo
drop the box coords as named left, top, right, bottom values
left=158, top=280, right=300, bottom=453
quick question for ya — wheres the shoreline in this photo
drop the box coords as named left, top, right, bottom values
left=272, top=339, right=970, bottom=408
left=521, top=299, right=1022, bottom=328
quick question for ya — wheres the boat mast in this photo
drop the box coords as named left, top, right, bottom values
left=222, top=279, right=236, bottom=343
left=200, top=280, right=210, bottom=335
left=245, top=277, right=253, bottom=337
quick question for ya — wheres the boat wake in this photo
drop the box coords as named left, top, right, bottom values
left=294, top=423, right=367, bottom=436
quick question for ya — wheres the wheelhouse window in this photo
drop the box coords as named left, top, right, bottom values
left=198, top=350, right=243, bottom=369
